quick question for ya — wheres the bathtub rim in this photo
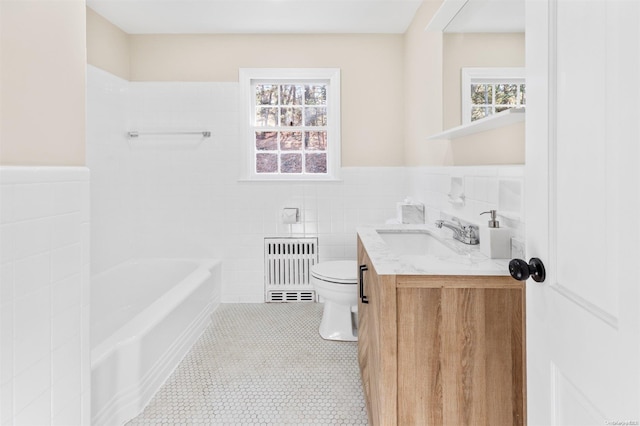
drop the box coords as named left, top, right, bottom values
left=91, top=257, right=220, bottom=368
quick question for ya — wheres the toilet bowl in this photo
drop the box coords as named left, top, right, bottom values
left=311, top=260, right=358, bottom=341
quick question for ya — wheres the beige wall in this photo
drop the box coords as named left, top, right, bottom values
left=128, top=34, right=405, bottom=167
left=1, top=0, right=86, bottom=165
left=450, top=121, right=525, bottom=165
left=84, top=13, right=407, bottom=167
left=84, top=2, right=525, bottom=167
left=443, top=33, right=525, bottom=129
left=403, top=0, right=452, bottom=166
left=86, top=7, right=130, bottom=80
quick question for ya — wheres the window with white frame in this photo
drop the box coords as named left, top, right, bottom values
left=461, top=67, right=526, bottom=124
left=239, top=68, right=341, bottom=181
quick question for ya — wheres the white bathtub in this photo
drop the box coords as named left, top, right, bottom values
left=91, top=258, right=221, bottom=425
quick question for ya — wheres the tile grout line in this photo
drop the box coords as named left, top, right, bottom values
left=127, top=303, right=368, bottom=425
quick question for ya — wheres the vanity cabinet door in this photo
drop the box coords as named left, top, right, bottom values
left=397, top=277, right=525, bottom=426
left=397, top=287, right=443, bottom=425
left=357, top=239, right=397, bottom=426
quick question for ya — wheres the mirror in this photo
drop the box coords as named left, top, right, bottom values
left=426, top=0, right=526, bottom=166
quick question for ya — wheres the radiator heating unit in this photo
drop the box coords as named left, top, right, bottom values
left=264, top=237, right=318, bottom=302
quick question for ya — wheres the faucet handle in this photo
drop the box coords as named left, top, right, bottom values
left=465, top=224, right=480, bottom=244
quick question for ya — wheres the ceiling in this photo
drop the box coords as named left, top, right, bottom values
left=87, top=0, right=425, bottom=34
left=444, top=0, right=525, bottom=32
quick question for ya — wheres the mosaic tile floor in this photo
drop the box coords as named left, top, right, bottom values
left=127, top=303, right=369, bottom=425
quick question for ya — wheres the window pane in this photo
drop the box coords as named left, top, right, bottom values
left=256, top=107, right=278, bottom=126
left=256, top=84, right=278, bottom=105
left=305, top=131, right=327, bottom=150
left=495, top=106, right=510, bottom=113
left=471, top=84, right=492, bottom=105
left=255, top=131, right=277, bottom=150
left=471, top=106, right=492, bottom=122
left=280, top=85, right=303, bottom=105
left=280, top=132, right=302, bottom=150
left=304, top=107, right=327, bottom=127
left=280, top=153, right=302, bottom=173
left=256, top=153, right=278, bottom=173
left=305, top=85, right=327, bottom=105
left=280, top=107, right=302, bottom=127
left=305, top=153, right=327, bottom=174
left=256, top=131, right=278, bottom=150
left=495, top=84, right=518, bottom=105
left=519, top=84, right=526, bottom=104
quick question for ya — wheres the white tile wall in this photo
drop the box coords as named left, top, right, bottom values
left=86, top=66, right=132, bottom=275
left=87, top=66, right=525, bottom=304
left=0, top=166, right=90, bottom=426
left=407, top=165, right=525, bottom=240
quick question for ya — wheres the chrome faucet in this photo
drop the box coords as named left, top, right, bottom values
left=435, top=218, right=479, bottom=245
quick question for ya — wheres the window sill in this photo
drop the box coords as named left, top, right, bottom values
left=237, top=177, right=343, bottom=183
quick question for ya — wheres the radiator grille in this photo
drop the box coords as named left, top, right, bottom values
left=264, top=237, right=318, bottom=302
left=266, top=290, right=316, bottom=303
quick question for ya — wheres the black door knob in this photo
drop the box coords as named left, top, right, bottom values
left=509, top=258, right=546, bottom=283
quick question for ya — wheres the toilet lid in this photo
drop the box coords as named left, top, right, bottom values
left=311, top=260, right=358, bottom=284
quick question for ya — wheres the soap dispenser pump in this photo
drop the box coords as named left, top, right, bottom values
left=479, top=210, right=511, bottom=259
left=481, top=210, right=500, bottom=228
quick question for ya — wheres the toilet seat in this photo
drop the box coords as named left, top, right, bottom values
left=311, top=261, right=357, bottom=285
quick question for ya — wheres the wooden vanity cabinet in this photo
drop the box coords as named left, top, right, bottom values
left=357, top=238, right=526, bottom=426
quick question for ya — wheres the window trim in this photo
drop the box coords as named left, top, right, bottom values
left=239, top=68, right=341, bottom=181
left=461, top=67, right=525, bottom=124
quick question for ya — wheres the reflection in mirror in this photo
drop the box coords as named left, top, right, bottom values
left=426, top=0, right=525, bottom=33
left=462, top=67, right=525, bottom=124
left=445, top=0, right=525, bottom=33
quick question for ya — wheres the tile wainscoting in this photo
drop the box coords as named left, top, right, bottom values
left=0, top=166, right=90, bottom=425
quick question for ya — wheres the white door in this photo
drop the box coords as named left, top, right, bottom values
left=525, top=0, right=640, bottom=424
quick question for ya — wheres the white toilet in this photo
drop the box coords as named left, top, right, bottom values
left=311, top=260, right=358, bottom=341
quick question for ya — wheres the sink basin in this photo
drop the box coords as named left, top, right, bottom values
left=377, top=230, right=457, bottom=257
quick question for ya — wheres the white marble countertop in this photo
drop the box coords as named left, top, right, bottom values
left=357, top=224, right=510, bottom=276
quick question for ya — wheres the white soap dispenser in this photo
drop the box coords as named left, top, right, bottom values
left=479, top=210, right=511, bottom=259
